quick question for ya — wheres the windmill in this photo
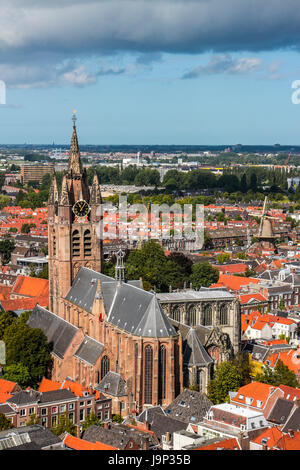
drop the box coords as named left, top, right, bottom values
left=257, top=196, right=277, bottom=243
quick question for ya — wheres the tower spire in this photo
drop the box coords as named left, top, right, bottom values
left=68, top=110, right=83, bottom=176
left=115, top=249, right=126, bottom=283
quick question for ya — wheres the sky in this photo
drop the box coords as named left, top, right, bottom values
left=1, top=0, right=300, bottom=145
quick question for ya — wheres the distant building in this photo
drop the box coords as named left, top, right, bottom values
left=20, top=163, right=54, bottom=185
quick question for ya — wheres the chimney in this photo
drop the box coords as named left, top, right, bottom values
left=288, top=430, right=294, bottom=438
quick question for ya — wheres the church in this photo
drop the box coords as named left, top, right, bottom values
left=28, top=116, right=183, bottom=417
left=27, top=116, right=241, bottom=416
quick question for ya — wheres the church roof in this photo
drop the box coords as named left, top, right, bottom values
left=28, top=305, right=78, bottom=359
left=65, top=267, right=176, bottom=338
left=74, top=335, right=104, bottom=366
left=183, top=328, right=213, bottom=367
left=96, top=371, right=127, bottom=397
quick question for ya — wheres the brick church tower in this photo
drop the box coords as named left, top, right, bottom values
left=48, top=113, right=103, bottom=315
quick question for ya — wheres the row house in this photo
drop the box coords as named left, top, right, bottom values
left=2, top=386, right=112, bottom=429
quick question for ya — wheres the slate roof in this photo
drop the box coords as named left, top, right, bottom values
left=182, top=328, right=213, bottom=367
left=164, top=389, right=213, bottom=424
left=156, top=288, right=235, bottom=302
left=74, top=335, right=104, bottom=366
left=267, top=398, right=294, bottom=425
left=66, top=267, right=176, bottom=338
left=27, top=305, right=78, bottom=359
left=82, top=423, right=156, bottom=450
left=136, top=408, right=186, bottom=442
left=282, top=403, right=300, bottom=433
left=96, top=371, right=127, bottom=397
left=7, top=390, right=41, bottom=406
left=0, top=425, right=61, bottom=449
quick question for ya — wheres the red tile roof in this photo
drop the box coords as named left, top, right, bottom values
left=251, top=427, right=300, bottom=450
left=10, top=275, right=49, bottom=298
left=210, top=273, right=259, bottom=292
left=38, top=378, right=62, bottom=393
left=278, top=384, right=300, bottom=402
left=0, top=378, right=18, bottom=395
left=195, top=437, right=241, bottom=450
left=231, top=382, right=276, bottom=409
left=63, top=434, right=118, bottom=450
left=0, top=296, right=48, bottom=311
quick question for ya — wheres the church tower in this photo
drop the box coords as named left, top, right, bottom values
left=48, top=113, right=103, bottom=316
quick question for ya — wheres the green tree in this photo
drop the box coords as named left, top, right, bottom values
left=2, top=363, right=31, bottom=388
left=3, top=318, right=51, bottom=387
left=81, top=411, right=101, bottom=432
left=190, top=262, right=219, bottom=289
left=208, top=361, right=243, bottom=404
left=255, top=360, right=299, bottom=388
left=0, top=311, right=17, bottom=340
left=112, top=414, right=123, bottom=424
left=26, top=413, right=40, bottom=426
left=0, top=195, right=11, bottom=209
left=0, top=413, right=14, bottom=431
left=51, top=412, right=76, bottom=436
left=216, top=253, right=230, bottom=264
left=0, top=238, right=15, bottom=264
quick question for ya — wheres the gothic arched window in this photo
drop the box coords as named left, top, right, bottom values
left=171, top=306, right=181, bottom=323
left=203, top=305, right=212, bottom=326
left=100, top=355, right=110, bottom=380
left=158, top=345, right=166, bottom=401
left=187, top=306, right=197, bottom=326
left=196, top=369, right=202, bottom=391
left=52, top=228, right=56, bottom=257
left=219, top=304, right=228, bottom=325
left=72, top=230, right=80, bottom=257
left=144, top=345, right=153, bottom=404
left=84, top=229, right=92, bottom=257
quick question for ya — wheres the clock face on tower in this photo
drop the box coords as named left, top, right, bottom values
left=72, top=199, right=90, bottom=218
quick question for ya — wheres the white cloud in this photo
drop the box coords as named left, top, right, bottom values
left=182, top=54, right=263, bottom=79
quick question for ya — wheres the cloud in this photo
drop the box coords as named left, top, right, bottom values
left=0, top=0, right=299, bottom=87
left=182, top=54, right=262, bottom=79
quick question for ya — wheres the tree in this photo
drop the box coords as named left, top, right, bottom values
left=112, top=414, right=123, bottom=424
left=26, top=413, right=40, bottom=426
left=51, top=412, right=76, bottom=436
left=0, top=311, right=17, bottom=340
left=0, top=413, right=13, bottom=431
left=190, top=262, right=219, bottom=289
left=3, top=318, right=51, bottom=388
left=208, top=361, right=243, bottom=404
left=0, top=195, right=11, bottom=209
left=216, top=253, right=230, bottom=264
left=240, top=173, right=248, bottom=193
left=0, top=238, right=15, bottom=264
left=255, top=360, right=299, bottom=388
left=81, top=411, right=101, bottom=432
left=2, top=363, right=31, bottom=388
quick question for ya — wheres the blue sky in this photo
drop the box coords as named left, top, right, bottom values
left=1, top=0, right=300, bottom=145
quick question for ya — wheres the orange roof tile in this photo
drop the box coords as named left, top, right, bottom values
left=0, top=378, right=18, bottom=395
left=278, top=384, right=300, bottom=401
left=210, top=273, right=259, bottom=292
left=0, top=392, right=12, bottom=403
left=194, top=437, right=241, bottom=450
left=38, top=378, right=62, bottom=393
left=231, top=382, right=276, bottom=408
left=0, top=286, right=12, bottom=301
left=251, top=426, right=283, bottom=448
left=61, top=379, right=90, bottom=397
left=0, top=296, right=48, bottom=311
left=10, top=275, right=49, bottom=298
left=63, top=434, right=118, bottom=450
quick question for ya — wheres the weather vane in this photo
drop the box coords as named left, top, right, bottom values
left=72, top=109, right=77, bottom=126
